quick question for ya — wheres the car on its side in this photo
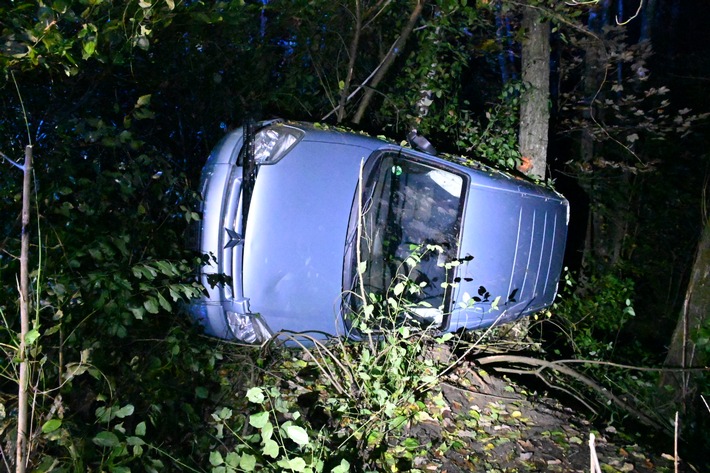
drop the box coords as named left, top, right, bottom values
left=189, top=120, right=568, bottom=343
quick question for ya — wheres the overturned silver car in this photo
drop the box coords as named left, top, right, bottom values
left=189, top=120, right=568, bottom=343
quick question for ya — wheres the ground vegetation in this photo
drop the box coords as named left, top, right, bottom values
left=1, top=0, right=709, bottom=471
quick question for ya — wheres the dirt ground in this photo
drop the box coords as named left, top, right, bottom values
left=393, top=360, right=701, bottom=473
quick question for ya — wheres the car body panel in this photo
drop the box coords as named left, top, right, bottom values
left=191, top=129, right=245, bottom=338
left=242, top=141, right=375, bottom=335
left=189, top=120, right=569, bottom=342
left=449, top=180, right=568, bottom=330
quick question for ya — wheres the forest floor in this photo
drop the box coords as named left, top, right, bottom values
left=233, top=338, right=705, bottom=473
left=393, top=358, right=696, bottom=473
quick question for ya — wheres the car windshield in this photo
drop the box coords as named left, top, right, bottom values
left=347, top=152, right=466, bottom=328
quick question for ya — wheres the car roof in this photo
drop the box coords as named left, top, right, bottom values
left=276, top=120, right=566, bottom=202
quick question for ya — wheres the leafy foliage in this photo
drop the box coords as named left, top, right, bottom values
left=557, top=26, right=709, bottom=172
left=549, top=269, right=636, bottom=360
left=2, top=0, right=710, bottom=469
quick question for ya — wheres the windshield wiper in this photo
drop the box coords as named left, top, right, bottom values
left=239, top=120, right=257, bottom=232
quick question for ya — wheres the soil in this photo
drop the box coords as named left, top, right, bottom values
left=394, top=360, right=698, bottom=473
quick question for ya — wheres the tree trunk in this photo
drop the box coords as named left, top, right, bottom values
left=640, top=0, right=658, bottom=42
left=577, top=7, right=608, bottom=270
left=518, top=5, right=550, bottom=179
left=662, top=215, right=710, bottom=410
left=16, top=145, right=32, bottom=473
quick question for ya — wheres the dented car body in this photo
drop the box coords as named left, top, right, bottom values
left=189, top=120, right=569, bottom=343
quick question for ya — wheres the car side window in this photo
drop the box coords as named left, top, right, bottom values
left=351, top=152, right=465, bottom=326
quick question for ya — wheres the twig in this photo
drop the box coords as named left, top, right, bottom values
left=491, top=365, right=598, bottom=414
left=321, top=35, right=397, bottom=121
left=589, top=432, right=602, bottom=473
left=617, top=0, right=643, bottom=26
left=352, top=0, right=425, bottom=124
left=0, top=150, right=26, bottom=171
left=476, top=354, right=663, bottom=430
left=11, top=71, right=32, bottom=146
left=545, top=358, right=710, bottom=374
left=336, top=0, right=363, bottom=123
left=435, top=309, right=509, bottom=380
left=674, top=411, right=679, bottom=473
left=274, top=334, right=352, bottom=397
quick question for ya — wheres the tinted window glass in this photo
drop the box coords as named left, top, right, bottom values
left=350, top=153, right=465, bottom=326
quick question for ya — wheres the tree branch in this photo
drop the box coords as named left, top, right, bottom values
left=351, top=0, right=425, bottom=124
left=337, top=0, right=363, bottom=123
left=476, top=354, right=666, bottom=432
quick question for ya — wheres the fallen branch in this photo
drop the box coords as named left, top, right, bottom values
left=476, top=354, right=664, bottom=431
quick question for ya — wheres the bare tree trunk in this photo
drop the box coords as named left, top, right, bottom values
left=518, top=4, right=550, bottom=179
left=640, top=0, right=657, bottom=42
left=662, top=215, right=710, bottom=410
left=16, top=145, right=32, bottom=473
left=578, top=22, right=607, bottom=269
left=352, top=0, right=425, bottom=124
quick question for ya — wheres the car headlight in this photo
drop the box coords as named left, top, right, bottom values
left=253, top=125, right=304, bottom=164
left=226, top=311, right=273, bottom=343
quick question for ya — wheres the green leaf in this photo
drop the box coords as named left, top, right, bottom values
left=110, top=467, right=130, bottom=473
left=261, top=420, right=274, bottom=440
left=115, top=404, right=134, bottom=418
left=143, top=297, right=160, bottom=314
left=263, top=438, right=279, bottom=458
left=168, top=287, right=182, bottom=302
left=225, top=452, right=240, bottom=467
left=213, top=407, right=232, bottom=421
left=358, top=261, right=367, bottom=274
left=195, top=386, right=209, bottom=399
left=209, top=451, right=224, bottom=466
left=388, top=416, right=407, bottom=430
left=240, top=453, right=257, bottom=471
left=393, top=282, right=405, bottom=296
left=157, top=292, right=171, bottom=311
left=25, top=329, right=40, bottom=346
left=331, top=459, right=350, bottom=473
left=155, top=260, right=176, bottom=276
left=129, top=306, right=145, bottom=320
left=436, top=332, right=454, bottom=343
left=41, top=418, right=62, bottom=433
left=126, top=436, right=145, bottom=446
left=491, top=295, right=501, bottom=310
left=136, top=94, right=152, bottom=107
left=286, top=425, right=309, bottom=446
left=93, top=431, right=120, bottom=448
left=277, top=457, right=307, bottom=472
left=82, top=40, right=96, bottom=59
left=249, top=411, right=270, bottom=429
left=246, top=387, right=265, bottom=404
left=135, top=422, right=146, bottom=436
